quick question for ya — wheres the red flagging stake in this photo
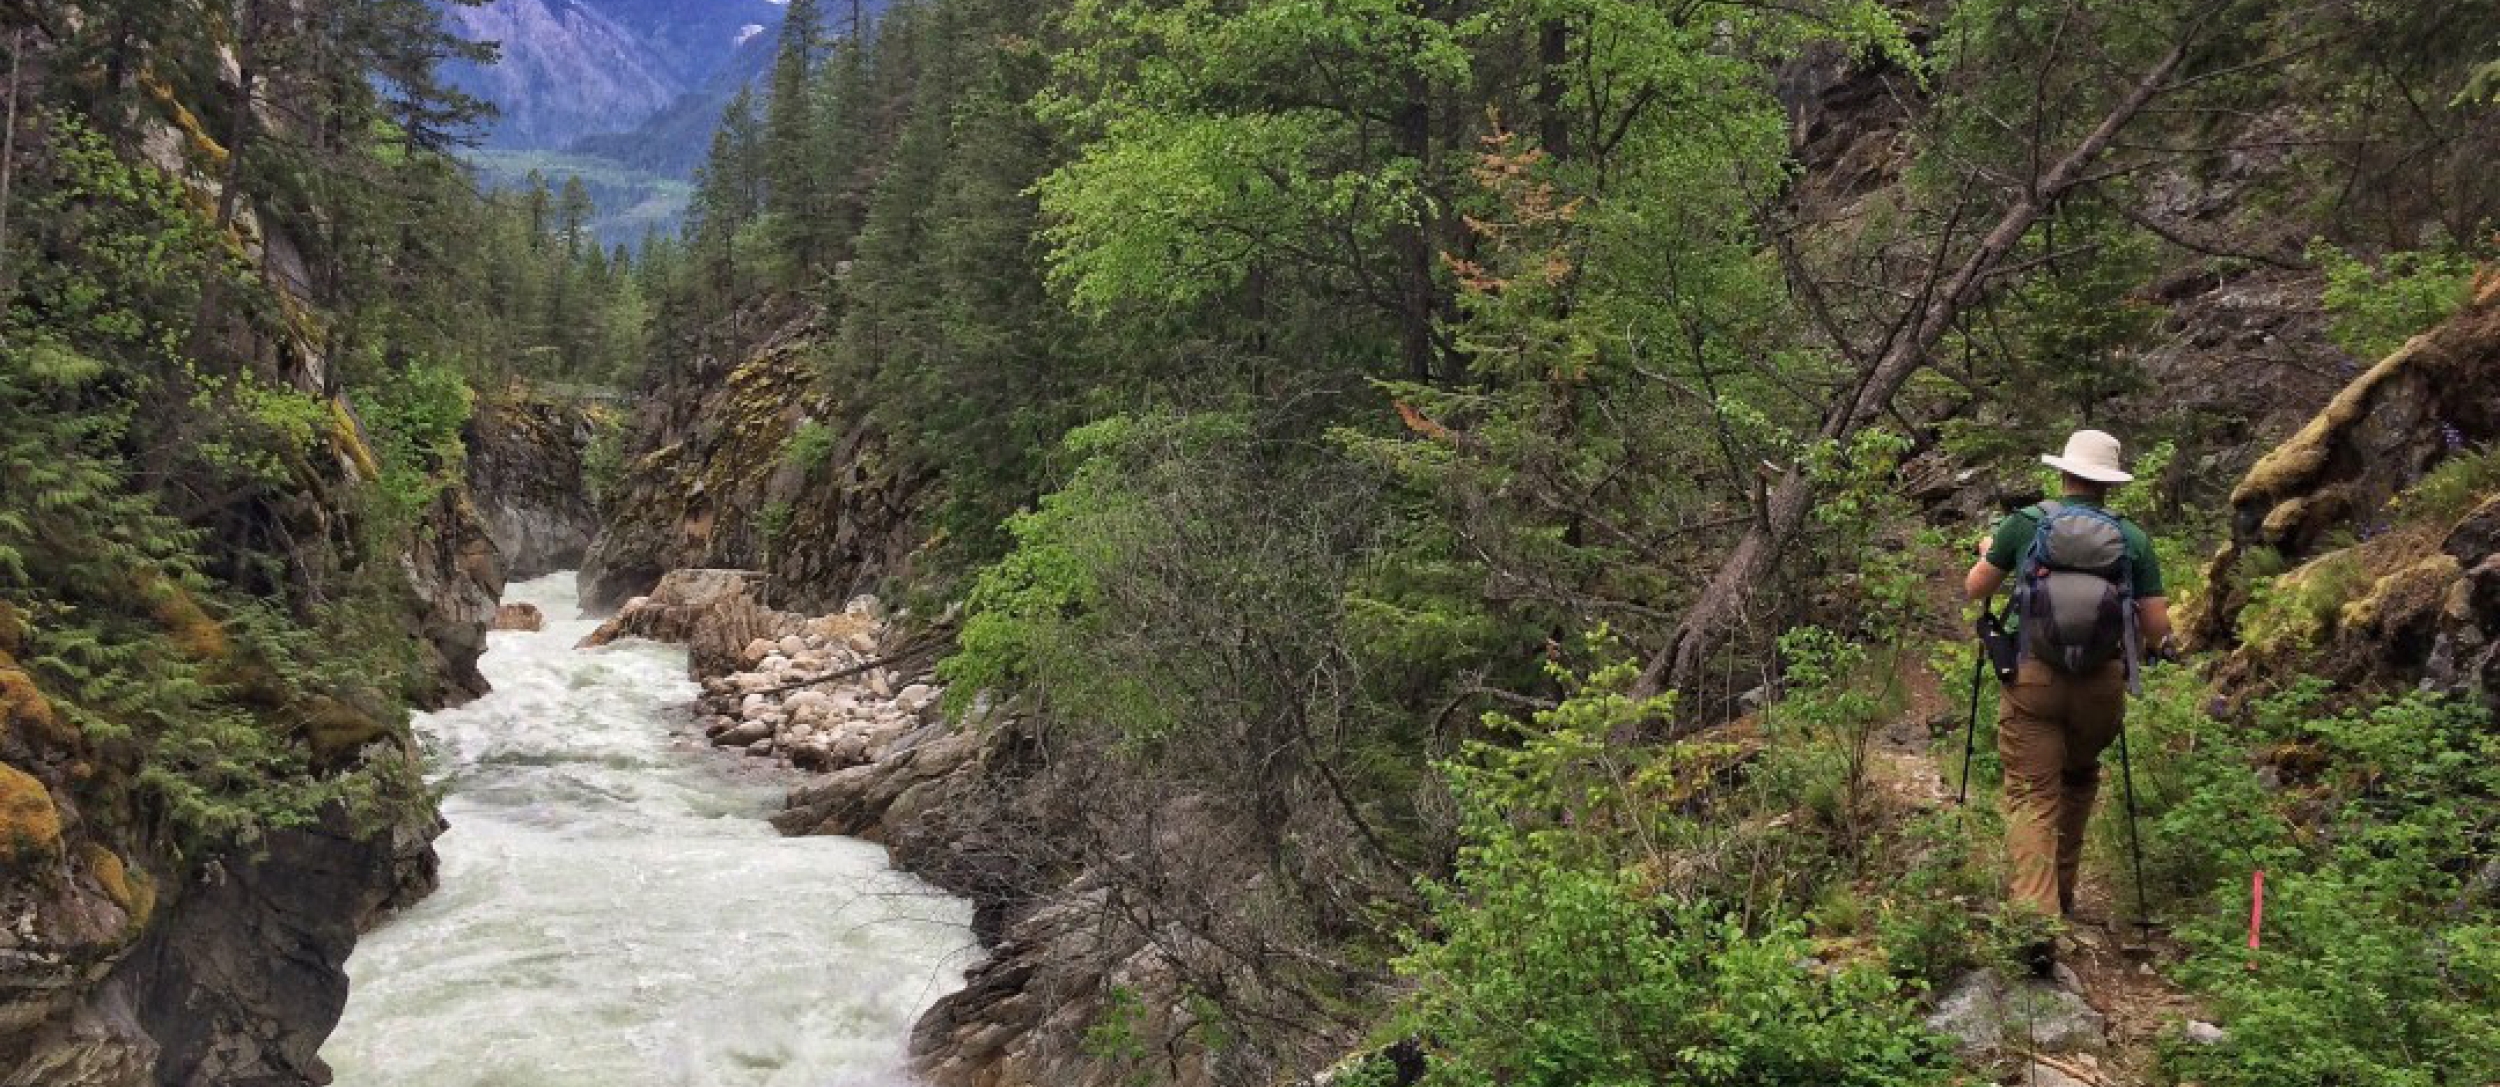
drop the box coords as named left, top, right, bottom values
left=2246, top=869, right=2267, bottom=970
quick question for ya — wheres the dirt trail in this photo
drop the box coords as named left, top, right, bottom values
left=1879, top=573, right=2210, bottom=1087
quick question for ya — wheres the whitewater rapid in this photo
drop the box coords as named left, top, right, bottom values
left=324, top=573, right=974, bottom=1087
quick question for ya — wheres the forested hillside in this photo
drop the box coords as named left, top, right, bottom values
left=4, top=0, right=2497, bottom=1084
left=597, top=0, right=2498, bottom=1084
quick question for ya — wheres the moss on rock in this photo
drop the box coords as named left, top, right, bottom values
left=298, top=694, right=392, bottom=761
left=0, top=762, right=63, bottom=867
left=0, top=654, right=77, bottom=750
left=81, top=843, right=156, bottom=930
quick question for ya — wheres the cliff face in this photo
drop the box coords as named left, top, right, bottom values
left=466, top=392, right=605, bottom=583
left=579, top=312, right=931, bottom=614
left=0, top=59, right=475, bottom=1087
left=0, top=521, right=453, bottom=1087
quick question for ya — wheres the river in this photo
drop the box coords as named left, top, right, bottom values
left=324, top=573, right=975, bottom=1087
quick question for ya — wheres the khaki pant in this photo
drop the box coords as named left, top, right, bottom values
left=1998, top=657, right=2127, bottom=916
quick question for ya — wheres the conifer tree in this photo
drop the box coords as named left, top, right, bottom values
left=765, top=0, right=826, bottom=270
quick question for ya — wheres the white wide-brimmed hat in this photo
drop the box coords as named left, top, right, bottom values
left=2041, top=429, right=2133, bottom=484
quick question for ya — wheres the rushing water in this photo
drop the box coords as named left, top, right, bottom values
left=325, top=573, right=975, bottom=1087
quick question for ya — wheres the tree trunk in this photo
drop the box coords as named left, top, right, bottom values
left=1537, top=18, right=1570, bottom=161
left=1631, top=31, right=2200, bottom=704
left=1395, top=86, right=1437, bottom=384
left=0, top=28, right=24, bottom=299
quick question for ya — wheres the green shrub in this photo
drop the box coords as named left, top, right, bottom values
left=1392, top=657, right=1953, bottom=1087
left=582, top=411, right=627, bottom=506
left=2390, top=445, right=2500, bottom=528
left=2236, top=551, right=2366, bottom=654
left=784, top=419, right=840, bottom=473
left=1872, top=810, right=2004, bottom=986
left=356, top=358, right=475, bottom=515
left=2312, top=241, right=2476, bottom=362
left=2124, top=681, right=2500, bottom=1087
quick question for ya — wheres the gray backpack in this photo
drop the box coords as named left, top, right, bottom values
left=2014, top=502, right=2138, bottom=677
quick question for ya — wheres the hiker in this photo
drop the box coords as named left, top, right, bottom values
left=1963, top=430, right=2173, bottom=953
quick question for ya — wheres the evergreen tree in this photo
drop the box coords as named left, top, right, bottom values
left=765, top=0, right=826, bottom=270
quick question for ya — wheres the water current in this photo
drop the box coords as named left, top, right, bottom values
left=325, top=573, right=974, bottom=1087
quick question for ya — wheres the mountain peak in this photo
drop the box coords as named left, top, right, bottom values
left=441, top=0, right=789, bottom=150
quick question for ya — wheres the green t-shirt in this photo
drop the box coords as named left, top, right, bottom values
left=1984, top=499, right=2166, bottom=598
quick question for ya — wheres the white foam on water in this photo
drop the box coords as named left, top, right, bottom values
left=325, top=573, right=975, bottom=1087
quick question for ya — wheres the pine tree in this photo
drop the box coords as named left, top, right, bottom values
left=765, top=0, right=825, bottom=271
left=685, top=86, right=767, bottom=316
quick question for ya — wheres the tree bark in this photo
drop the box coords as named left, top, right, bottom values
left=1631, top=29, right=2201, bottom=704
left=1537, top=18, right=1570, bottom=161
left=0, top=28, right=24, bottom=299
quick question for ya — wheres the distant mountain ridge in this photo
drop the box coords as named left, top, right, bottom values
left=440, top=0, right=789, bottom=151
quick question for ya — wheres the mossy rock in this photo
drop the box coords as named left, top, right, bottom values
left=0, top=656, right=78, bottom=749
left=2340, top=553, right=2465, bottom=634
left=0, top=761, right=64, bottom=866
left=80, top=843, right=155, bottom=930
left=329, top=398, right=384, bottom=482
left=298, top=694, right=392, bottom=759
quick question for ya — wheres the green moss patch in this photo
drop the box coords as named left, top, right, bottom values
left=0, top=762, right=63, bottom=866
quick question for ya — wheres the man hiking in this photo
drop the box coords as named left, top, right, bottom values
left=1964, top=430, right=2172, bottom=970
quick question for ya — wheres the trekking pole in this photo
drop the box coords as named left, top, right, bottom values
left=1958, top=628, right=1984, bottom=806
left=1958, top=598, right=1998, bottom=806
left=2116, top=719, right=2154, bottom=932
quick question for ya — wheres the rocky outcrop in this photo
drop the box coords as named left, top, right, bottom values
left=580, top=568, right=789, bottom=678
left=2193, top=272, right=2500, bottom=703
left=579, top=310, right=930, bottom=614
left=0, top=655, right=157, bottom=1086
left=0, top=634, right=440, bottom=1087
left=105, top=803, right=439, bottom=1087
left=401, top=486, right=506, bottom=709
left=466, top=392, right=605, bottom=582
left=493, top=603, right=547, bottom=632
left=2212, top=273, right=2500, bottom=576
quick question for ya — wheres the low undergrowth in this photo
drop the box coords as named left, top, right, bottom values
left=1378, top=652, right=1962, bottom=1087
left=2119, top=675, right=2500, bottom=1087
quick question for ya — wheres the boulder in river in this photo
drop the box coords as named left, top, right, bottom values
left=580, top=569, right=792, bottom=677
left=493, top=603, right=546, bottom=632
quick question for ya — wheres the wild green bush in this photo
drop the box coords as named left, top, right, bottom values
left=784, top=419, right=840, bottom=473
left=2311, top=241, right=2476, bottom=363
left=2389, top=445, right=2500, bottom=528
left=582, top=411, right=627, bottom=506
left=1391, top=656, right=1953, bottom=1087
left=2234, top=551, right=2367, bottom=655
left=2122, top=680, right=2499, bottom=1086
left=357, top=358, right=475, bottom=516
